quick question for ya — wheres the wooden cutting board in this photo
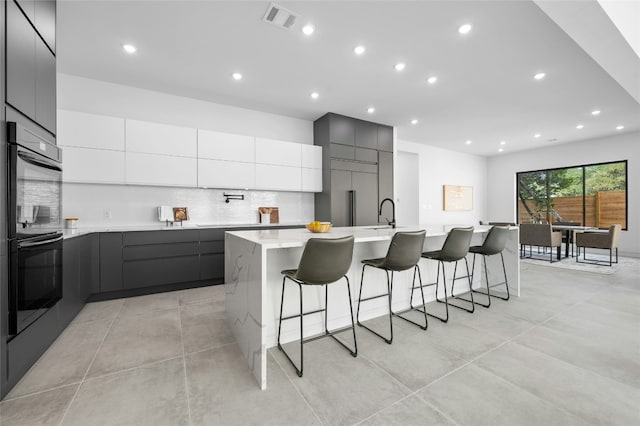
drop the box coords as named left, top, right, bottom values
left=258, top=207, right=279, bottom=224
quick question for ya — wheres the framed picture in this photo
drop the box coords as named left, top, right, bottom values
left=173, top=207, right=189, bottom=222
left=443, top=185, right=473, bottom=211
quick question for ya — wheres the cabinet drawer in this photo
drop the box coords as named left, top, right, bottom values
left=123, top=242, right=200, bottom=261
left=355, top=147, right=378, bottom=163
left=200, top=240, right=225, bottom=254
left=123, top=256, right=200, bottom=289
left=123, top=230, right=199, bottom=246
left=199, top=228, right=225, bottom=242
left=200, top=253, right=225, bottom=281
left=331, top=159, right=378, bottom=174
left=330, top=143, right=354, bottom=160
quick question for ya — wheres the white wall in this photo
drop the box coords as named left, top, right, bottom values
left=396, top=139, right=488, bottom=226
left=58, top=74, right=315, bottom=226
left=487, top=131, right=639, bottom=257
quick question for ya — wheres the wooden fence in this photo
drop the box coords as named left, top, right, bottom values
left=518, top=190, right=626, bottom=228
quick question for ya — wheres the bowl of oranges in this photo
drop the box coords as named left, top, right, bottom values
left=306, top=221, right=332, bottom=233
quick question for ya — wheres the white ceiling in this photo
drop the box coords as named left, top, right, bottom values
left=56, top=0, right=640, bottom=157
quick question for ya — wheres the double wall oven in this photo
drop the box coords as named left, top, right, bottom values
left=7, top=121, right=63, bottom=337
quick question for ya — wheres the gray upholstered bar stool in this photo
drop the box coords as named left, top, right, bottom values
left=420, top=227, right=475, bottom=322
left=458, top=225, right=510, bottom=308
left=277, top=235, right=357, bottom=377
left=356, top=230, right=427, bottom=344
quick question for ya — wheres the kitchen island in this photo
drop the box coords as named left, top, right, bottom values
left=225, top=225, right=520, bottom=389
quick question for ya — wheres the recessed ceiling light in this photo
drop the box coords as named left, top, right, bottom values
left=534, top=133, right=541, bottom=138
left=427, top=76, right=438, bottom=84
left=367, top=107, right=375, bottom=114
left=302, top=24, right=314, bottom=35
left=534, top=72, right=546, bottom=80
left=498, top=148, right=504, bottom=152
left=310, top=92, right=319, bottom=99
left=122, top=44, right=136, bottom=54
left=394, top=63, right=406, bottom=71
left=458, top=23, right=472, bottom=34
left=576, top=124, right=584, bottom=129
left=232, top=72, right=243, bottom=81
left=410, top=119, right=418, bottom=125
left=500, top=140, right=506, bottom=145
left=616, top=125, right=624, bottom=130
left=591, top=110, right=601, bottom=115
left=354, top=45, right=366, bottom=55
left=465, top=140, right=472, bottom=145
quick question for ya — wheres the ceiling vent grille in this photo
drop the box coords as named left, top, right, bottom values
left=263, top=3, right=298, bottom=30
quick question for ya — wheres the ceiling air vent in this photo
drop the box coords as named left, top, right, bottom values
left=263, top=3, right=298, bottom=30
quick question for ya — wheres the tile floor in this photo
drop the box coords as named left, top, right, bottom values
left=1, top=259, right=639, bottom=426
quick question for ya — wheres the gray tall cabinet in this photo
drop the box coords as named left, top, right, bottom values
left=314, top=113, right=394, bottom=227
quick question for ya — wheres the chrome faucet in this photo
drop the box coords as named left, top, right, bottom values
left=379, top=198, right=396, bottom=228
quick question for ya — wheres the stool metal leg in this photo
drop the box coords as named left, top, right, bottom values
left=425, top=260, right=449, bottom=323
left=448, top=257, right=475, bottom=313
left=392, top=265, right=429, bottom=331
left=325, top=277, right=358, bottom=357
left=277, top=277, right=304, bottom=377
left=357, top=265, right=393, bottom=344
left=470, top=252, right=510, bottom=302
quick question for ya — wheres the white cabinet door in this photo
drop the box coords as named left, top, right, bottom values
left=302, top=168, right=322, bottom=192
left=126, top=120, right=197, bottom=158
left=255, top=138, right=301, bottom=167
left=301, top=145, right=322, bottom=169
left=58, top=110, right=125, bottom=151
left=198, top=159, right=255, bottom=189
left=125, top=152, right=197, bottom=187
left=62, top=147, right=125, bottom=184
left=255, top=164, right=301, bottom=191
left=198, top=130, right=255, bottom=162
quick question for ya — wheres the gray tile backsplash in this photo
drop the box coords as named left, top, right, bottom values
left=62, top=183, right=314, bottom=227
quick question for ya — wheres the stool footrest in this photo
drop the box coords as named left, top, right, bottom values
left=357, top=322, right=393, bottom=344
left=281, top=307, right=325, bottom=321
left=391, top=308, right=428, bottom=330
left=359, top=293, right=390, bottom=303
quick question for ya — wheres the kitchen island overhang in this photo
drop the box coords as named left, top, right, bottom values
left=224, top=225, right=520, bottom=389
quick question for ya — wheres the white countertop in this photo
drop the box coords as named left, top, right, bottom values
left=61, top=222, right=307, bottom=239
left=226, top=224, right=505, bottom=249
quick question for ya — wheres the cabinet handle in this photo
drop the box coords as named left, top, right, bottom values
left=349, top=190, right=356, bottom=226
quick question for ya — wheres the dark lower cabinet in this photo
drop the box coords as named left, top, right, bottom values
left=99, top=233, right=123, bottom=292
left=60, top=234, right=97, bottom=325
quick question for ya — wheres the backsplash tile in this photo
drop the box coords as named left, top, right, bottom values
left=62, top=183, right=314, bottom=227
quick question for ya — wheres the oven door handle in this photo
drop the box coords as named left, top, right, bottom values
left=18, top=150, right=63, bottom=172
left=18, top=235, right=64, bottom=248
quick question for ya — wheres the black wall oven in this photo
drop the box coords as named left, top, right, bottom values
left=7, top=121, right=63, bottom=337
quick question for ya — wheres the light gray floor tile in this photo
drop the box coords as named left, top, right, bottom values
left=359, top=394, right=455, bottom=426
left=0, top=384, right=78, bottom=426
left=515, top=323, right=640, bottom=387
left=475, top=342, right=640, bottom=425
left=441, top=300, right=535, bottom=340
left=186, top=345, right=320, bottom=426
left=87, top=308, right=182, bottom=378
left=180, top=299, right=234, bottom=353
left=271, top=336, right=411, bottom=426
left=356, top=316, right=467, bottom=391
left=418, top=363, right=585, bottom=426
left=178, top=284, right=225, bottom=305
left=73, top=299, right=124, bottom=324
left=584, top=286, right=640, bottom=317
left=7, top=319, right=111, bottom=398
left=62, top=357, right=189, bottom=426
left=118, top=291, right=179, bottom=318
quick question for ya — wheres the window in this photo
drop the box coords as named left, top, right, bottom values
left=517, top=161, right=627, bottom=229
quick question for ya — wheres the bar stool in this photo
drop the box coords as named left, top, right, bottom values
left=458, top=225, right=510, bottom=308
left=356, top=230, right=427, bottom=344
left=420, top=227, right=475, bottom=323
left=277, top=235, right=357, bottom=377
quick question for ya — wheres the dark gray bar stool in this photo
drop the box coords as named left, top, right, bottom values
left=420, top=227, right=475, bottom=322
left=356, top=230, right=427, bottom=344
left=277, top=235, right=357, bottom=377
left=458, top=225, right=510, bottom=308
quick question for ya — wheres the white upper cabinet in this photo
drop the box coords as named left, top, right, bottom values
left=125, top=152, right=197, bottom=187
left=198, top=159, right=255, bottom=189
left=302, top=168, right=322, bottom=192
left=255, top=138, right=302, bottom=167
left=63, top=147, right=125, bottom=184
left=255, top=164, right=302, bottom=191
left=126, top=120, right=197, bottom=158
left=197, top=130, right=255, bottom=162
left=301, top=144, right=322, bottom=169
left=57, top=110, right=124, bottom=151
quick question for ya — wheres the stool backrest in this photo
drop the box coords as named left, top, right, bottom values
left=481, top=226, right=509, bottom=255
left=381, top=230, right=426, bottom=271
left=441, top=227, right=474, bottom=261
left=296, top=236, right=355, bottom=285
